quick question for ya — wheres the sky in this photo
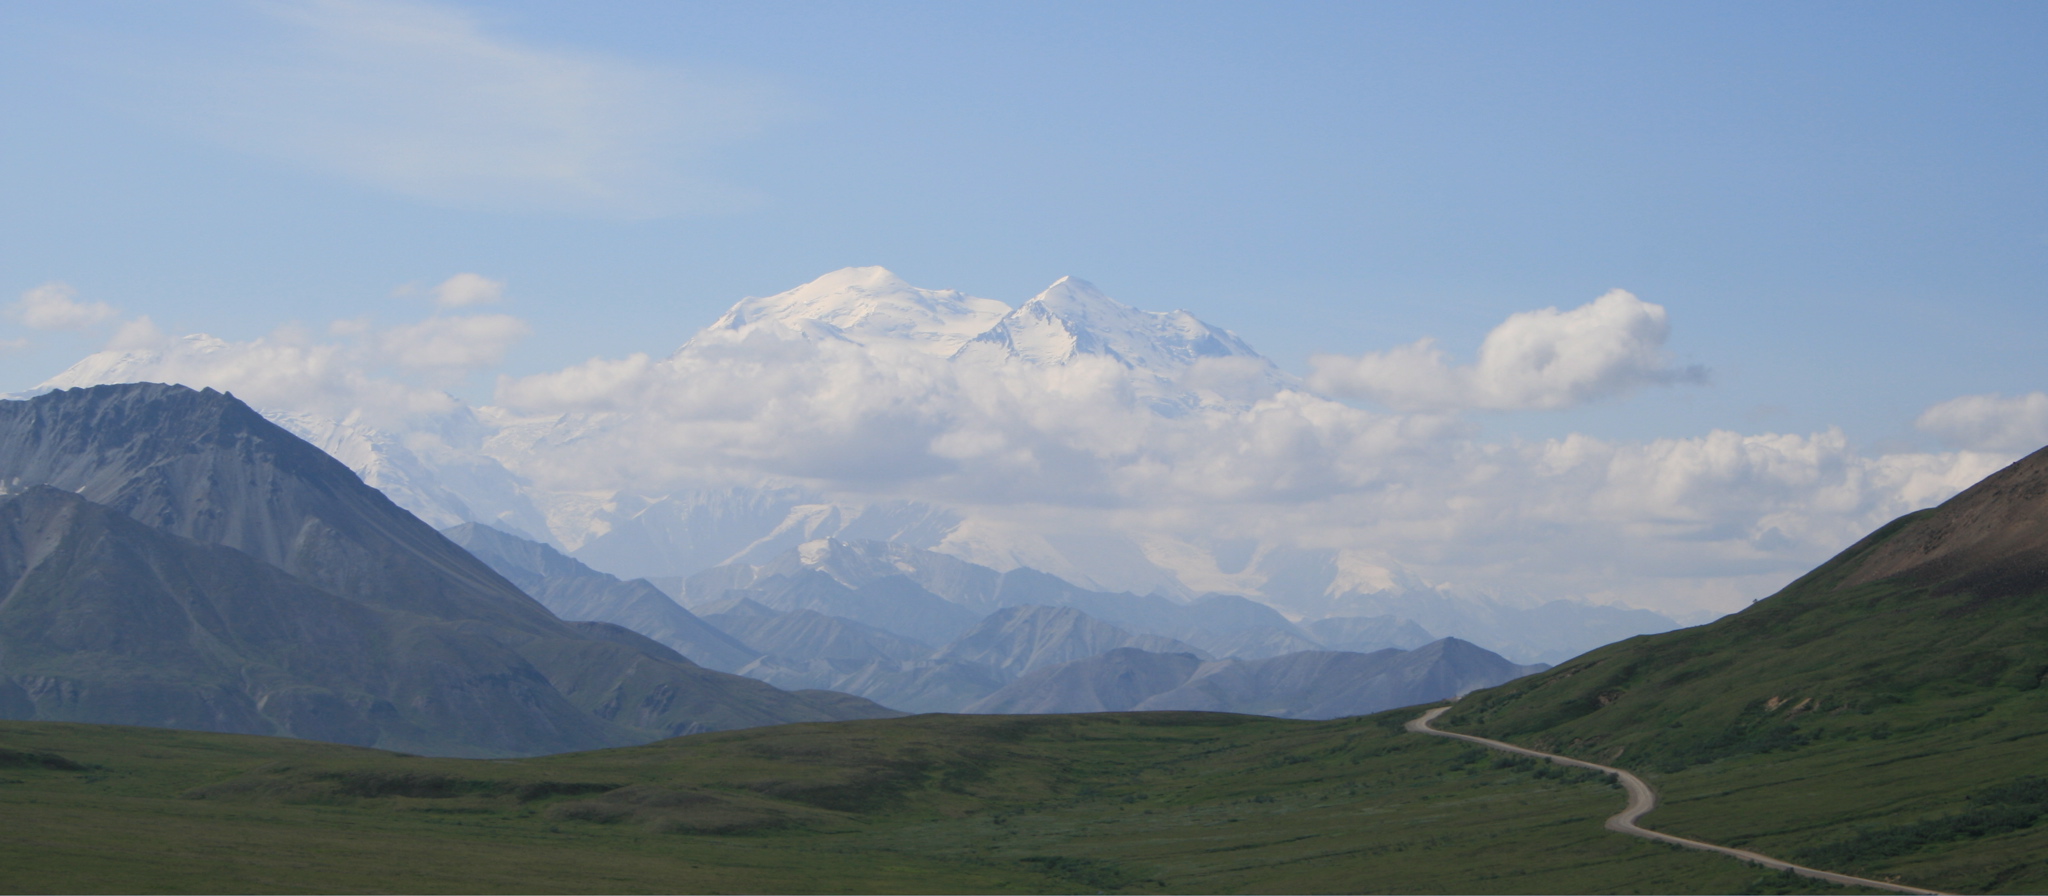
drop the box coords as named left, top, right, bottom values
left=2, top=1, right=2045, bottom=615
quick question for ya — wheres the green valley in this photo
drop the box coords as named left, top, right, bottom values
left=0, top=711, right=1861, bottom=895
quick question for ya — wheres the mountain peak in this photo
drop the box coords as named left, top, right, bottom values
left=698, top=267, right=1010, bottom=356
left=960, top=276, right=1268, bottom=373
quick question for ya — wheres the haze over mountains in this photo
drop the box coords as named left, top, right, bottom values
left=446, top=521, right=1541, bottom=715
left=33, top=267, right=1717, bottom=664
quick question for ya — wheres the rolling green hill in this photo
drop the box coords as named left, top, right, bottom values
left=1442, top=446, right=2048, bottom=892
left=0, top=711, right=1861, bottom=895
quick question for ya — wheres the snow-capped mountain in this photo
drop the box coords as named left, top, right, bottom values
left=272, top=409, right=552, bottom=540
left=695, top=266, right=1011, bottom=356
left=26, top=266, right=1685, bottom=664
left=959, top=275, right=1261, bottom=371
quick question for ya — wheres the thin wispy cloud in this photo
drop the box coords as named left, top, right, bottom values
left=155, top=0, right=780, bottom=216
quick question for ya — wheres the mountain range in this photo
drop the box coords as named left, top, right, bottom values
left=0, top=384, right=895, bottom=756
left=445, top=521, right=1543, bottom=715
left=35, top=267, right=1684, bottom=665
left=9, top=382, right=2047, bottom=891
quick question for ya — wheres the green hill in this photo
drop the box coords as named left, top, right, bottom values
left=0, top=711, right=1859, bottom=895
left=1442, top=446, right=2048, bottom=892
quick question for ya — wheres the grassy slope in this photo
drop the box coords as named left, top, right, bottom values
left=1443, top=511, right=2048, bottom=893
left=0, top=712, right=1867, bottom=895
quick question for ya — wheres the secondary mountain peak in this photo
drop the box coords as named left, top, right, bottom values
left=959, top=275, right=1266, bottom=374
left=699, top=266, right=1011, bottom=356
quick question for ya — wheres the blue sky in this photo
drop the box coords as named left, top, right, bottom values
left=3, top=0, right=2044, bottom=450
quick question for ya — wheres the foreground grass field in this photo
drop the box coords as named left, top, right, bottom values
left=0, top=711, right=1870, bottom=895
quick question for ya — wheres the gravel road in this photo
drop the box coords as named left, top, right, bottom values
left=1406, top=705, right=1948, bottom=896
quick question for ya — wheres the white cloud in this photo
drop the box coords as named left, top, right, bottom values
left=1308, top=289, right=1706, bottom=411
left=1915, top=392, right=2048, bottom=453
left=430, top=273, right=504, bottom=308
left=43, top=328, right=455, bottom=430
left=378, top=314, right=530, bottom=371
left=160, top=0, right=776, bottom=216
left=27, top=278, right=2011, bottom=620
left=11, top=282, right=117, bottom=330
left=494, top=352, right=653, bottom=412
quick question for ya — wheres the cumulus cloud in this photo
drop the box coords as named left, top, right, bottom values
left=430, top=273, right=504, bottom=308
left=1915, top=392, right=2048, bottom=453
left=1308, top=289, right=1706, bottom=411
left=152, top=0, right=778, bottom=215
left=10, top=282, right=117, bottom=330
left=471, top=311, right=2013, bottom=618
left=28, top=277, right=2012, bottom=619
left=495, top=352, right=653, bottom=412
left=378, top=314, right=530, bottom=371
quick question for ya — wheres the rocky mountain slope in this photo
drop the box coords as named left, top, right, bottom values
left=451, top=526, right=1504, bottom=716
left=441, top=521, right=759, bottom=672
left=0, top=384, right=896, bottom=756
left=681, top=537, right=1424, bottom=658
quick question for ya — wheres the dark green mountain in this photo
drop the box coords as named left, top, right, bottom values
left=0, top=384, right=895, bottom=756
left=1444, top=444, right=2048, bottom=764
left=1441, top=444, right=2048, bottom=890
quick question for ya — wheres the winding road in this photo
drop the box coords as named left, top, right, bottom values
left=1406, top=706, right=1949, bottom=896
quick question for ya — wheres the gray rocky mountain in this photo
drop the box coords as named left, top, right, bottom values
left=705, top=607, right=932, bottom=665
left=932, top=605, right=1208, bottom=678
left=1315, top=591, right=1680, bottom=665
left=682, top=564, right=981, bottom=647
left=1190, top=625, right=1326, bottom=660
left=0, top=384, right=897, bottom=756
left=686, top=539, right=1327, bottom=658
left=965, top=639, right=1545, bottom=718
left=960, top=649, right=1206, bottom=714
left=441, top=522, right=759, bottom=672
left=433, top=526, right=1543, bottom=719
left=1301, top=615, right=1438, bottom=653
left=735, top=656, right=1007, bottom=715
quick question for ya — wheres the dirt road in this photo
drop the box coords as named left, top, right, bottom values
left=1406, top=705, right=1948, bottom=895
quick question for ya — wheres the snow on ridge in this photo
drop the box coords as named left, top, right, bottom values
left=697, top=266, right=1012, bottom=357
left=688, top=267, right=1278, bottom=383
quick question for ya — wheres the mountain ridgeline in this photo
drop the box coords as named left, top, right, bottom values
left=0, top=384, right=896, bottom=757
left=448, top=522, right=1546, bottom=717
